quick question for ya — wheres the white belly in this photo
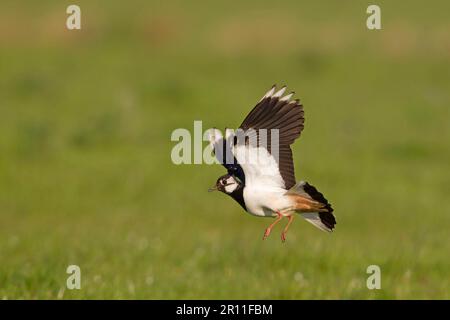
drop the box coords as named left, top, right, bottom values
left=243, top=184, right=294, bottom=217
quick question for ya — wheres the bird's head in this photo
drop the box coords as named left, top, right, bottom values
left=208, top=174, right=242, bottom=194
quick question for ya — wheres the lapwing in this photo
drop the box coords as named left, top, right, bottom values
left=208, top=85, right=336, bottom=242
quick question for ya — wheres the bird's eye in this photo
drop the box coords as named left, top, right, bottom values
left=221, top=179, right=227, bottom=185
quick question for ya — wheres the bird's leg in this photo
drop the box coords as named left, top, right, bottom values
left=281, top=215, right=294, bottom=243
left=263, top=212, right=283, bottom=240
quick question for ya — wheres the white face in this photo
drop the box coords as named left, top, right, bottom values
left=219, top=175, right=239, bottom=194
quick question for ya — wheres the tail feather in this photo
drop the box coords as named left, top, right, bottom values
left=287, top=181, right=336, bottom=232
left=301, top=212, right=335, bottom=232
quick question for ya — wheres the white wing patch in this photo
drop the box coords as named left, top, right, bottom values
left=233, top=143, right=284, bottom=189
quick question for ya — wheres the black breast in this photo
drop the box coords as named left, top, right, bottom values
left=229, top=185, right=246, bottom=211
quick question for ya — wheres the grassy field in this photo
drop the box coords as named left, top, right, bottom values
left=0, top=0, right=449, bottom=299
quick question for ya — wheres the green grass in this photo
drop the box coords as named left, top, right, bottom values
left=0, top=0, right=449, bottom=299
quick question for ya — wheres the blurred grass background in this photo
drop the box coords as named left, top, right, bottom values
left=0, top=0, right=449, bottom=299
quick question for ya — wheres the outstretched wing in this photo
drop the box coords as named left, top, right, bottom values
left=234, top=85, right=304, bottom=189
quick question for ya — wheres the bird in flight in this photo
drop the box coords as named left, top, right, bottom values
left=208, top=85, right=336, bottom=242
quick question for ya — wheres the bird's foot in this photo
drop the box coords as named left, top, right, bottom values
left=281, top=215, right=294, bottom=243
left=263, top=228, right=272, bottom=240
left=262, top=212, right=284, bottom=241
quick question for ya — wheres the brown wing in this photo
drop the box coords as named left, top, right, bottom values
left=238, top=85, right=304, bottom=189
